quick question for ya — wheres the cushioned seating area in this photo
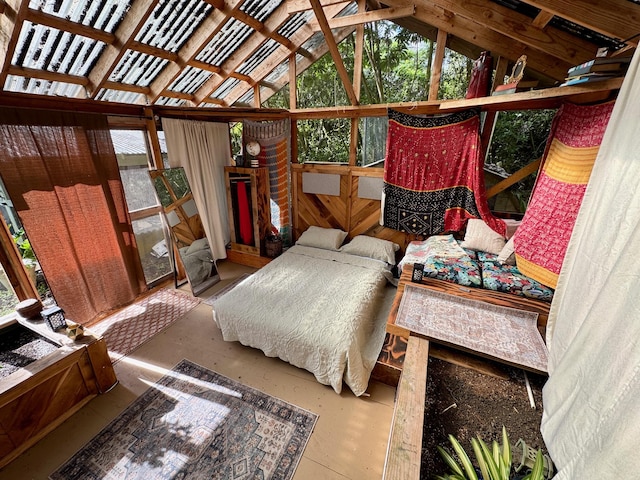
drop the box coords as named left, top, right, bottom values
left=477, top=251, right=555, bottom=302
left=399, top=235, right=554, bottom=303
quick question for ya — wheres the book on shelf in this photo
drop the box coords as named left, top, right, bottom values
left=560, top=73, right=621, bottom=87
left=567, top=56, right=631, bottom=77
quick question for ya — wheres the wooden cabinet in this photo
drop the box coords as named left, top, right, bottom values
left=0, top=321, right=116, bottom=468
left=224, top=166, right=271, bottom=263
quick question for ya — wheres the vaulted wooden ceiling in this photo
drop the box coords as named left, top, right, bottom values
left=0, top=0, right=638, bottom=111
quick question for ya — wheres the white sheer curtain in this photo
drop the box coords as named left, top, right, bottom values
left=161, top=118, right=231, bottom=259
left=541, top=49, right=640, bottom=478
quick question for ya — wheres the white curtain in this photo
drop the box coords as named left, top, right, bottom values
left=161, top=118, right=231, bottom=259
left=541, top=49, right=640, bottom=478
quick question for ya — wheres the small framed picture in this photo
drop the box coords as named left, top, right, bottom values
left=412, top=263, right=424, bottom=283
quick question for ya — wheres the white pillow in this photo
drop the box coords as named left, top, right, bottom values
left=497, top=235, right=516, bottom=265
left=295, top=226, right=348, bottom=251
left=341, top=235, right=400, bottom=264
left=186, top=237, right=209, bottom=255
left=461, top=219, right=506, bottom=254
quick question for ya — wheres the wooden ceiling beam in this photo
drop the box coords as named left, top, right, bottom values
left=0, top=0, right=32, bottom=88
left=26, top=8, right=115, bottom=44
left=130, top=40, right=178, bottom=63
left=7, top=65, right=88, bottom=86
left=309, top=0, right=359, bottom=105
left=192, top=0, right=329, bottom=106
left=103, top=81, right=150, bottom=95
left=85, top=0, right=158, bottom=99
left=287, top=0, right=350, bottom=15
left=522, top=0, right=640, bottom=47
left=188, top=59, right=222, bottom=74
left=309, top=5, right=415, bottom=30
left=146, top=1, right=242, bottom=104
left=382, top=0, right=571, bottom=80
left=428, top=0, right=596, bottom=66
left=225, top=20, right=355, bottom=107
left=531, top=10, right=554, bottom=29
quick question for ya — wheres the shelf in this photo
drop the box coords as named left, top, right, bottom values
left=440, top=77, right=623, bottom=112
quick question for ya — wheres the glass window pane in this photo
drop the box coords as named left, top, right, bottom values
left=110, top=129, right=159, bottom=212
left=358, top=117, right=387, bottom=168
left=297, top=118, right=349, bottom=164
left=0, top=263, right=20, bottom=318
left=132, top=215, right=172, bottom=284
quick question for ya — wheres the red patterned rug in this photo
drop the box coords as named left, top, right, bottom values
left=395, top=285, right=548, bottom=373
left=91, top=289, right=200, bottom=362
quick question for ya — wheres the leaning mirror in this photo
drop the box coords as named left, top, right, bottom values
left=149, top=167, right=220, bottom=296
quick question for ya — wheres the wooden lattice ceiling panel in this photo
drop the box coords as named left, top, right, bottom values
left=0, top=0, right=638, bottom=111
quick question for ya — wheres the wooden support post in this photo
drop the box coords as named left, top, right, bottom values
left=289, top=54, right=297, bottom=110
left=349, top=0, right=365, bottom=166
left=309, top=0, right=359, bottom=106
left=428, top=29, right=447, bottom=101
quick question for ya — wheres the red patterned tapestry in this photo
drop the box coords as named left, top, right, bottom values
left=382, top=109, right=505, bottom=236
left=244, top=120, right=291, bottom=245
left=515, top=101, right=615, bottom=288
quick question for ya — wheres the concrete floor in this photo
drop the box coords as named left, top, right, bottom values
left=0, top=259, right=397, bottom=480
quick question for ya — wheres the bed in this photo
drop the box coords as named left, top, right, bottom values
left=211, top=229, right=398, bottom=396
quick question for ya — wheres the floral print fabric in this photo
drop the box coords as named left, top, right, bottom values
left=477, top=251, right=555, bottom=302
left=399, top=236, right=554, bottom=302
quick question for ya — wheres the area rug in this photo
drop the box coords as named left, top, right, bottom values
left=91, top=289, right=200, bottom=363
left=50, top=359, right=317, bottom=480
left=202, top=273, right=251, bottom=306
left=396, top=284, right=548, bottom=372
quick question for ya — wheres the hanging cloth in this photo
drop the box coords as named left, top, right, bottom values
left=381, top=109, right=505, bottom=236
left=514, top=100, right=615, bottom=288
left=236, top=181, right=253, bottom=245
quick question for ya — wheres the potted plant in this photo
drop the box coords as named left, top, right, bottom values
left=435, top=426, right=551, bottom=480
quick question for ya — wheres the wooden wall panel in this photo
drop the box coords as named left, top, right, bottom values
left=292, top=164, right=414, bottom=251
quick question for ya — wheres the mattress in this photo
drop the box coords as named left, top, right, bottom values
left=211, top=245, right=393, bottom=396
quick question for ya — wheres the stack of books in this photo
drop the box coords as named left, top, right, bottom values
left=562, top=56, right=631, bottom=86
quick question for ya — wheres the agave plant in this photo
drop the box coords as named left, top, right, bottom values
left=435, top=426, right=546, bottom=480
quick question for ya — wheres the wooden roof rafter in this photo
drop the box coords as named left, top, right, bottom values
left=85, top=0, right=160, bottom=99
left=310, top=0, right=359, bottom=105
left=0, top=0, right=29, bottom=89
left=145, top=1, right=244, bottom=106
left=222, top=5, right=357, bottom=106
left=196, top=2, right=353, bottom=106
left=428, top=0, right=598, bottom=66
left=382, top=0, right=573, bottom=80
left=523, top=0, right=640, bottom=47
left=191, top=0, right=307, bottom=106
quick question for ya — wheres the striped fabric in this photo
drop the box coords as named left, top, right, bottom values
left=244, top=119, right=292, bottom=245
left=515, top=101, right=615, bottom=288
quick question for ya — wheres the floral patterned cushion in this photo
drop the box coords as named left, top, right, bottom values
left=423, top=254, right=482, bottom=288
left=479, top=252, right=555, bottom=302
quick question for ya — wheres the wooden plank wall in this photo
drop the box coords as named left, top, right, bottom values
left=291, top=164, right=415, bottom=250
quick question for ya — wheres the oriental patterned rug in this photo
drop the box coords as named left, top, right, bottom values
left=50, top=359, right=317, bottom=480
left=91, top=289, right=200, bottom=363
left=396, top=284, right=548, bottom=373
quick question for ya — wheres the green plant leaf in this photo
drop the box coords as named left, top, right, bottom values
left=471, top=438, right=490, bottom=480
left=448, top=435, right=478, bottom=480
left=437, top=445, right=466, bottom=478
left=501, top=426, right=511, bottom=469
left=529, top=449, right=545, bottom=480
left=477, top=438, right=501, bottom=480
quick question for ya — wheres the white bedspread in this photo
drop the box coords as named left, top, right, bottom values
left=212, top=245, right=393, bottom=396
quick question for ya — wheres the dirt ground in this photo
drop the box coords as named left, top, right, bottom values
left=421, top=356, right=549, bottom=479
